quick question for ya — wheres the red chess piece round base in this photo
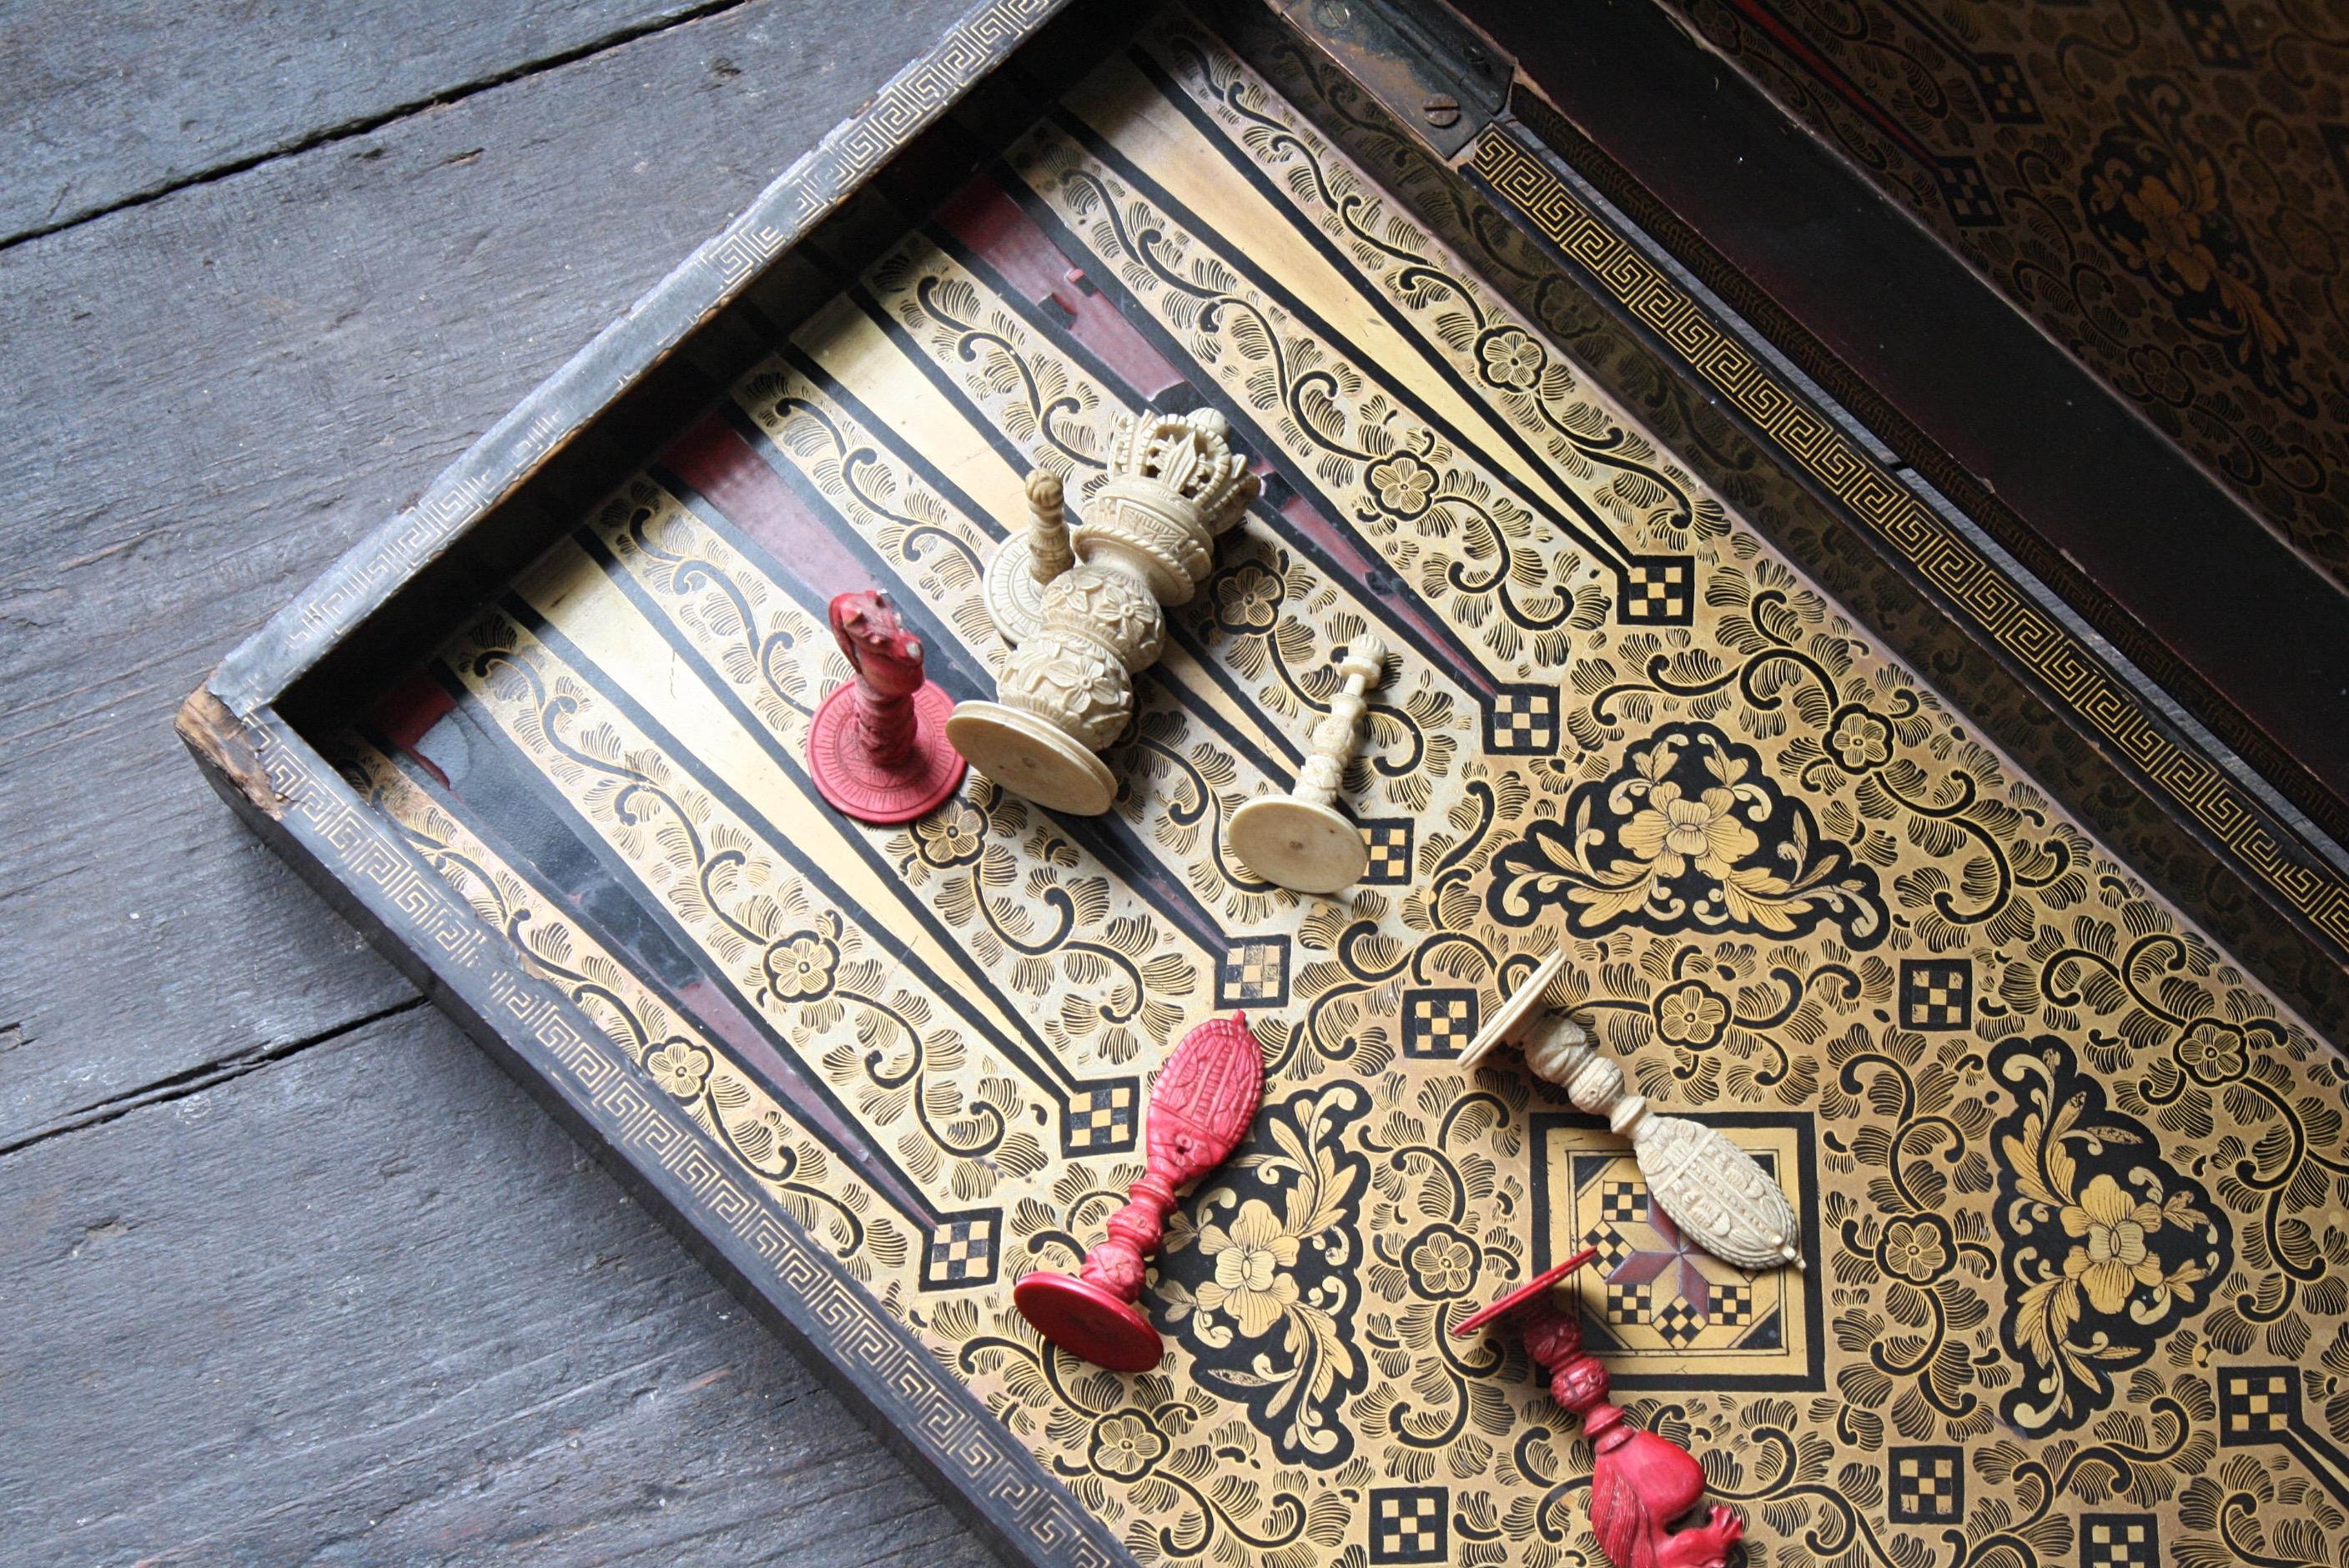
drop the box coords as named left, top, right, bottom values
left=1014, top=1270, right=1164, bottom=1373
left=807, top=679, right=965, bottom=825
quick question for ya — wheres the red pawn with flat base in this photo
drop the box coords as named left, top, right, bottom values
left=807, top=590, right=965, bottom=825
left=1014, top=1012, right=1264, bottom=1371
left=1456, top=1250, right=1745, bottom=1568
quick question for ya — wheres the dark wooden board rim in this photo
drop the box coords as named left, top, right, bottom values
left=209, top=0, right=1074, bottom=719
left=1462, top=0, right=2349, bottom=847
left=181, top=697, right=1139, bottom=1568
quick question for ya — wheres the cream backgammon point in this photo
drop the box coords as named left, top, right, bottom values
left=1461, top=951, right=1804, bottom=1272
left=953, top=409, right=1258, bottom=815
left=1227, top=636, right=1390, bottom=894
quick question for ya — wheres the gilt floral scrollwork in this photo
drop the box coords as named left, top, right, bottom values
left=1487, top=721, right=1889, bottom=946
left=1994, top=1036, right=2229, bottom=1434
left=1157, top=1083, right=1371, bottom=1467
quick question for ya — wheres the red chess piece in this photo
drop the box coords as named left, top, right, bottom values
left=1456, top=1251, right=1746, bottom=1568
left=807, top=590, right=965, bottom=825
left=1014, top=1012, right=1265, bottom=1372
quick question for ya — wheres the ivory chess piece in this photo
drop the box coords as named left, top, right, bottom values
left=805, top=590, right=966, bottom=825
left=1227, top=636, right=1390, bottom=893
left=1456, top=1250, right=1746, bottom=1568
left=1014, top=1012, right=1265, bottom=1371
left=1461, top=951, right=1803, bottom=1272
left=952, top=409, right=1260, bottom=815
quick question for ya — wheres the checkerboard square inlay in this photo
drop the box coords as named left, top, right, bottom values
left=1936, top=156, right=2001, bottom=225
left=1900, top=958, right=1973, bottom=1031
left=1063, top=1079, right=1139, bottom=1155
left=2220, top=1366, right=2300, bottom=1441
left=2081, top=1513, right=2160, bottom=1567
left=1484, top=685, right=1561, bottom=756
left=1369, top=1486, right=1446, bottom=1564
left=1360, top=818, right=1413, bottom=885
left=921, top=1211, right=1000, bottom=1289
left=1216, top=936, right=1290, bottom=1009
left=1402, top=987, right=1479, bottom=1058
left=1888, top=1445, right=1964, bottom=1522
left=1617, top=557, right=1695, bottom=625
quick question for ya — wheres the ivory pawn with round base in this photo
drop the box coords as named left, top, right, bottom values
left=1227, top=636, right=1390, bottom=894
left=1461, top=951, right=1804, bottom=1273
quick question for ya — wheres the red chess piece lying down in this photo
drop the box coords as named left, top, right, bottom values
left=1014, top=1012, right=1264, bottom=1372
left=1456, top=1249, right=1746, bottom=1568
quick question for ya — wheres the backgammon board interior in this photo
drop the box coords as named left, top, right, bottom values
left=190, top=3, right=2349, bottom=1564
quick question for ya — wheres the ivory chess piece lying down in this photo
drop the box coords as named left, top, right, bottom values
left=805, top=590, right=965, bottom=826
left=953, top=409, right=1259, bottom=816
left=1228, top=636, right=1389, bottom=894
left=1013, top=1012, right=1265, bottom=1372
left=1462, top=951, right=1803, bottom=1272
left=1456, top=1250, right=1746, bottom=1568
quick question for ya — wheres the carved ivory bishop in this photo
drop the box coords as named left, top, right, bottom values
left=951, top=409, right=1259, bottom=815
left=1462, top=951, right=1804, bottom=1273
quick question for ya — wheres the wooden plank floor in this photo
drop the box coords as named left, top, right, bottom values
left=0, top=3, right=996, bottom=1560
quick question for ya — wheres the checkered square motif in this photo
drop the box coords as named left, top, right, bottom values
left=1900, top=958, right=1973, bottom=1031
left=1617, top=556, right=1694, bottom=624
left=1653, top=1295, right=1703, bottom=1349
left=2167, top=0, right=2251, bottom=68
left=1600, top=1181, right=1649, bottom=1227
left=1969, top=54, right=2040, bottom=123
left=1063, top=1079, right=1139, bottom=1155
left=1216, top=936, right=1290, bottom=1009
left=1604, top=1277, right=1650, bottom=1324
left=1369, top=1486, right=1446, bottom=1564
left=1710, top=1281, right=1754, bottom=1328
left=921, top=1211, right=999, bottom=1289
left=2081, top=1514, right=2160, bottom=1567
left=1403, top=988, right=1479, bottom=1058
left=1360, top=818, right=1413, bottom=885
left=1935, top=157, right=2001, bottom=225
left=1888, top=1446, right=1964, bottom=1522
left=1585, top=1221, right=1634, bottom=1273
left=2219, top=1366, right=2299, bottom=1442
left=1483, top=685, right=1560, bottom=756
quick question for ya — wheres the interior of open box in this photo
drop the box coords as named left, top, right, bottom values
left=258, top=5, right=2349, bottom=1560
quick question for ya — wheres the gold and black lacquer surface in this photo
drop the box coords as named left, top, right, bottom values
left=188, top=4, right=2349, bottom=1565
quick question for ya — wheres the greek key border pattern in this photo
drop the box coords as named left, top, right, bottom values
left=1472, top=127, right=2349, bottom=957
left=238, top=711, right=1130, bottom=1568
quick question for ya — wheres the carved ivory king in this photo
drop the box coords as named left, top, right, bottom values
left=1461, top=952, right=1803, bottom=1272
left=951, top=409, right=1259, bottom=816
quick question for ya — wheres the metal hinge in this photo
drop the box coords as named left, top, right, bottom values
left=1274, top=0, right=1514, bottom=159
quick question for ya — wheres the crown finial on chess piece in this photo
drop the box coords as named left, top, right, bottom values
left=1227, top=636, right=1391, bottom=893
left=1456, top=1250, right=1747, bottom=1568
left=1013, top=1012, right=1265, bottom=1371
left=1462, top=951, right=1803, bottom=1272
left=806, top=590, right=966, bottom=825
left=953, top=410, right=1259, bottom=816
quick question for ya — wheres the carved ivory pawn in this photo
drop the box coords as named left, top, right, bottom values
left=1461, top=951, right=1804, bottom=1272
left=1228, top=636, right=1390, bottom=893
left=951, top=409, right=1258, bottom=815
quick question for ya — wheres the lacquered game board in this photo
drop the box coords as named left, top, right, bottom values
left=188, top=4, right=2349, bottom=1564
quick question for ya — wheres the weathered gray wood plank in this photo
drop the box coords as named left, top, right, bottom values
left=0, top=0, right=713, bottom=247
left=0, top=0, right=975, bottom=1146
left=0, top=1004, right=993, bottom=1565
